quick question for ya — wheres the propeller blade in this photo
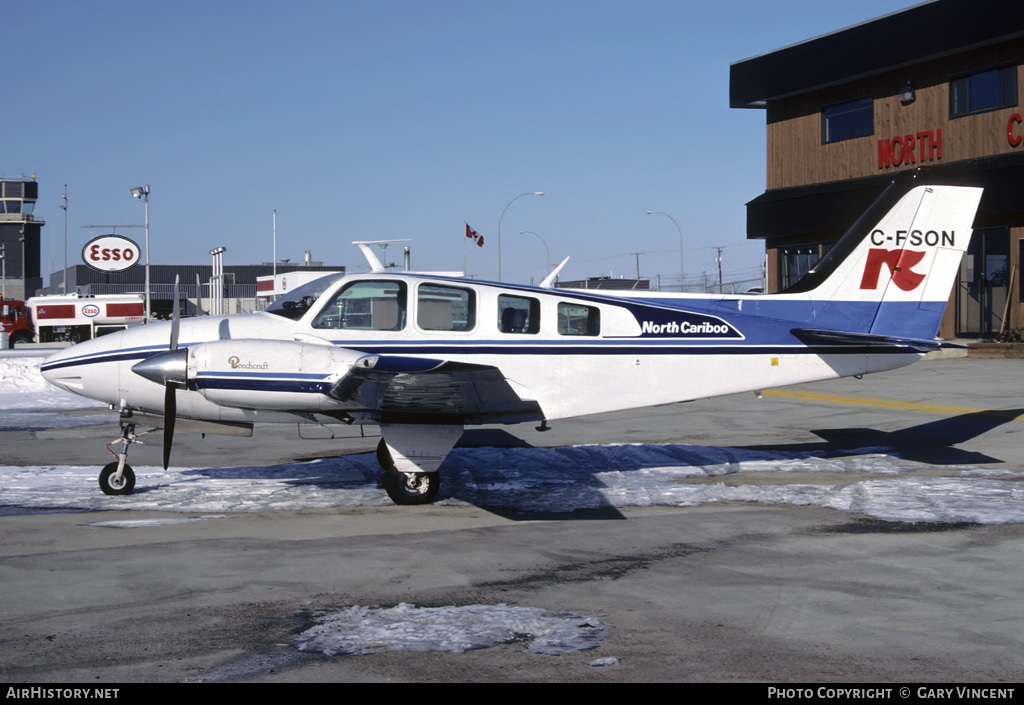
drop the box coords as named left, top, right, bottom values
left=169, top=275, right=181, bottom=351
left=163, top=383, right=176, bottom=470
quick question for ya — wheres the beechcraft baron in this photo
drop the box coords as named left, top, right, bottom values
left=41, top=170, right=983, bottom=505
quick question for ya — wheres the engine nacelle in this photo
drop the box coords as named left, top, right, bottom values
left=187, top=339, right=368, bottom=411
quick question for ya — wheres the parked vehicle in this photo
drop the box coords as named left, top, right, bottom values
left=1, top=294, right=145, bottom=346
left=0, top=297, right=34, bottom=346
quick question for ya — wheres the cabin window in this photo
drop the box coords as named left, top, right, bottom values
left=498, top=294, right=540, bottom=334
left=950, top=65, right=1017, bottom=118
left=312, top=280, right=407, bottom=330
left=821, top=97, right=873, bottom=144
left=417, top=283, right=475, bottom=332
left=557, top=302, right=600, bottom=336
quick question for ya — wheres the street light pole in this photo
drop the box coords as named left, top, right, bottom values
left=519, top=230, right=551, bottom=276
left=646, top=210, right=684, bottom=292
left=130, top=185, right=151, bottom=320
left=60, top=186, right=67, bottom=294
left=497, top=191, right=543, bottom=281
left=19, top=227, right=26, bottom=286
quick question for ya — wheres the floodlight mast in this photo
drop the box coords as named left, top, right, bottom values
left=497, top=191, right=544, bottom=282
left=647, top=210, right=684, bottom=292
left=130, top=185, right=151, bottom=320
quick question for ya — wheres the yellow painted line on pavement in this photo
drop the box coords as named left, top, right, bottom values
left=762, top=389, right=1024, bottom=420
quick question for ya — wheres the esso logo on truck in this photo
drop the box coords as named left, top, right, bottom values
left=81, top=304, right=101, bottom=318
left=82, top=234, right=141, bottom=273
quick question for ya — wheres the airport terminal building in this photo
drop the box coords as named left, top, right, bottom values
left=731, top=0, right=1024, bottom=338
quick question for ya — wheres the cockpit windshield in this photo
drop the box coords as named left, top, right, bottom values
left=264, top=273, right=346, bottom=320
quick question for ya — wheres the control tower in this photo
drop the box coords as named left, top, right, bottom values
left=0, top=175, right=45, bottom=300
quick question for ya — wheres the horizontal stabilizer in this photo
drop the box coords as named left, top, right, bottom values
left=791, top=327, right=965, bottom=353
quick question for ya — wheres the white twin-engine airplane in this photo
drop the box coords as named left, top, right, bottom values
left=41, top=169, right=983, bottom=505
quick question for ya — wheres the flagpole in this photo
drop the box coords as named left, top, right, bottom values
left=463, top=222, right=467, bottom=277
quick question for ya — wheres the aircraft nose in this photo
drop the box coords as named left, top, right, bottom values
left=39, top=332, right=123, bottom=399
left=39, top=348, right=69, bottom=387
left=40, top=342, right=87, bottom=386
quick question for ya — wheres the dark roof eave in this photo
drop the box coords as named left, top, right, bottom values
left=746, top=155, right=1024, bottom=241
left=730, top=0, right=1024, bottom=109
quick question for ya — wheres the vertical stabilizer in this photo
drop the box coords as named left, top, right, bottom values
left=784, top=171, right=982, bottom=339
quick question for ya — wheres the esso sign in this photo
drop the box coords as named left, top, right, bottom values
left=83, top=234, right=141, bottom=273
left=81, top=304, right=101, bottom=318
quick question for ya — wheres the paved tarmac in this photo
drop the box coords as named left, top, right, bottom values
left=1, top=357, right=1023, bottom=682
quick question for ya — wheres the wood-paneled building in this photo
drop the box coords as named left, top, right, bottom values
left=731, top=0, right=1024, bottom=338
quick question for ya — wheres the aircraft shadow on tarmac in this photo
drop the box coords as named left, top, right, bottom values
left=742, top=407, right=1024, bottom=465
left=164, top=411, right=1021, bottom=521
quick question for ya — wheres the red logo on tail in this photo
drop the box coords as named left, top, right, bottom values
left=860, top=248, right=926, bottom=291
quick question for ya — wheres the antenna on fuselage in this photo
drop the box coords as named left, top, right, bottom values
left=352, top=239, right=412, bottom=273
left=539, top=256, right=570, bottom=289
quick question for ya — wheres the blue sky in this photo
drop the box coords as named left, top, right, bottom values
left=9, top=0, right=918, bottom=289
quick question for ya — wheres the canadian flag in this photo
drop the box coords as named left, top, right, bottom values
left=465, top=223, right=484, bottom=247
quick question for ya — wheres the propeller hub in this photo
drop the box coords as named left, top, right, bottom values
left=132, top=348, right=189, bottom=386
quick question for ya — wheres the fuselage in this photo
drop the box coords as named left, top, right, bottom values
left=40, top=271, right=922, bottom=428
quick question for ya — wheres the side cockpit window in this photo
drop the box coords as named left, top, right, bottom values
left=264, top=274, right=343, bottom=321
left=312, top=280, right=407, bottom=330
left=498, top=294, right=540, bottom=334
left=557, top=302, right=600, bottom=336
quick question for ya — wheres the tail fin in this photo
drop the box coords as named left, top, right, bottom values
left=784, top=169, right=983, bottom=340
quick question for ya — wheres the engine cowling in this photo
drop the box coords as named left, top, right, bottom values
left=185, top=339, right=369, bottom=411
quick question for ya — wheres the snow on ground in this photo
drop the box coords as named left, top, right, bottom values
left=293, top=603, right=608, bottom=657
left=4, top=447, right=1023, bottom=523
left=2, top=353, right=1023, bottom=523
left=0, top=354, right=108, bottom=430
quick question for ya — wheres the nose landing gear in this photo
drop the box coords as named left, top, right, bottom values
left=97, top=420, right=150, bottom=496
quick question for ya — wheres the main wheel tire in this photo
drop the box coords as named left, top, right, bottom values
left=384, top=467, right=440, bottom=505
left=377, top=439, right=440, bottom=505
left=99, top=462, right=136, bottom=495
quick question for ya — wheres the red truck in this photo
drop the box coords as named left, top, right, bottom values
left=0, top=297, right=33, bottom=346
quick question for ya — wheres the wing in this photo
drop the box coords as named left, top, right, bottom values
left=139, top=340, right=544, bottom=426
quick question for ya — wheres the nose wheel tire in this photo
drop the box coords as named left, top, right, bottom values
left=377, top=439, right=440, bottom=505
left=99, top=462, right=136, bottom=495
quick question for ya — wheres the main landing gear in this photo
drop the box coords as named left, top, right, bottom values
left=97, top=421, right=150, bottom=496
left=377, top=439, right=439, bottom=505
left=375, top=424, right=463, bottom=506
